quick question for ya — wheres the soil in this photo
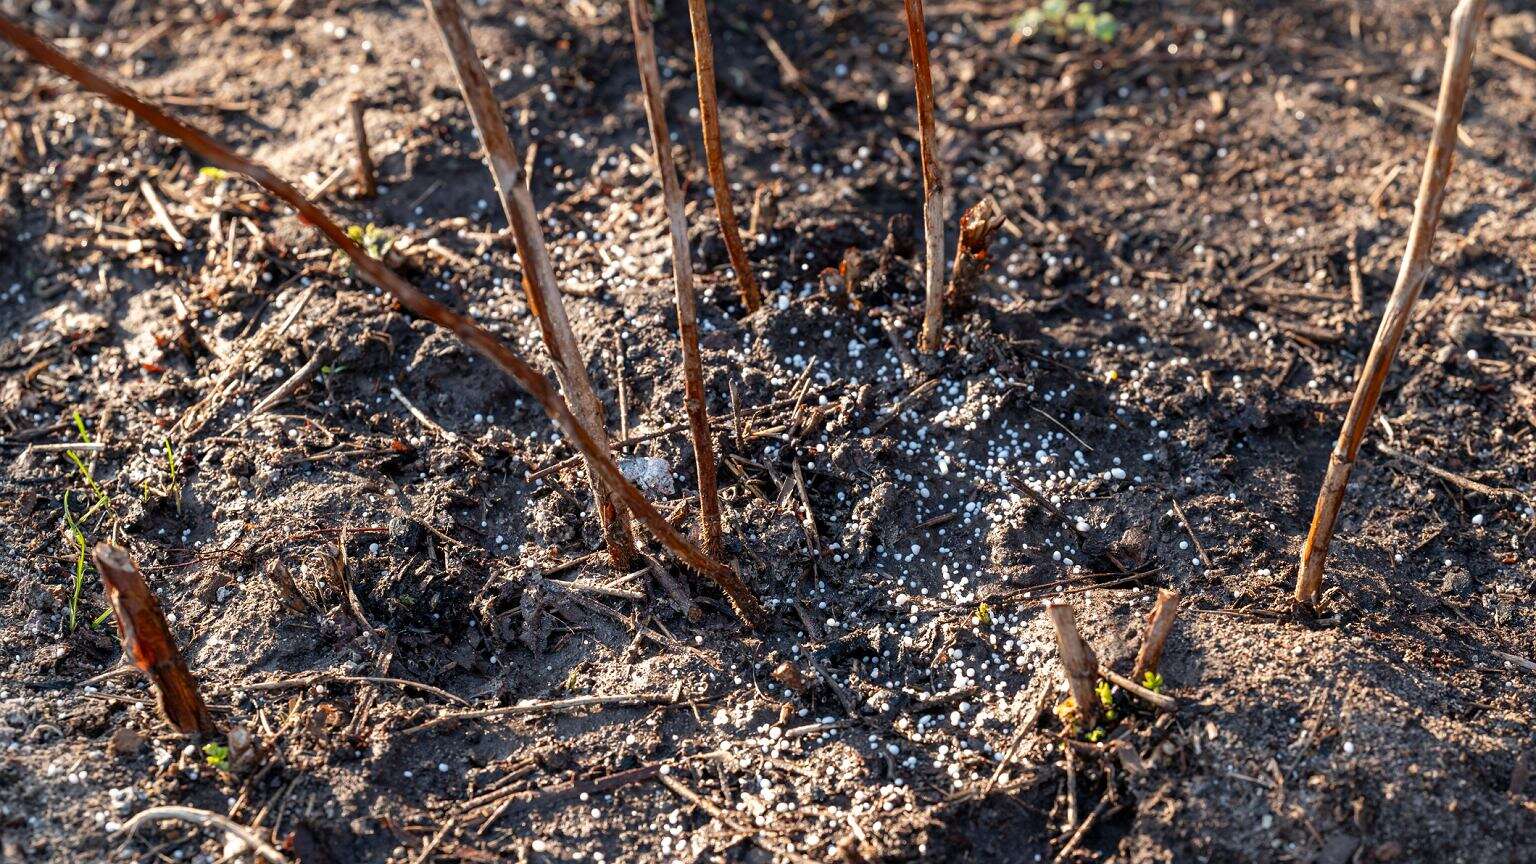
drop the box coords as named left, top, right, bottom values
left=1, top=0, right=1534, bottom=862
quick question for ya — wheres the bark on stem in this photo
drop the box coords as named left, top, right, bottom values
left=944, top=197, right=1003, bottom=311
left=422, top=0, right=636, bottom=570
left=1045, top=600, right=1100, bottom=729
left=0, top=15, right=765, bottom=627
left=1130, top=589, right=1181, bottom=680
left=902, top=0, right=947, bottom=353
left=1294, top=0, right=1486, bottom=607
left=625, top=0, right=724, bottom=560
left=346, top=93, right=375, bottom=198
left=94, top=543, right=216, bottom=735
left=684, top=0, right=762, bottom=313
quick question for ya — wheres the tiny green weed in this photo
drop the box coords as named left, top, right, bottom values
left=1016, top=0, right=1120, bottom=44
left=62, top=491, right=88, bottom=631
left=345, top=223, right=394, bottom=260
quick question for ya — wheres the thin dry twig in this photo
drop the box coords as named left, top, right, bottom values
left=422, top=0, right=637, bottom=570
left=1169, top=498, right=1213, bottom=572
left=404, top=692, right=674, bottom=735
left=0, top=16, right=764, bottom=627
left=903, top=0, right=948, bottom=352
left=118, top=806, right=286, bottom=864
left=1052, top=775, right=1113, bottom=863
left=626, top=0, right=725, bottom=561
left=230, top=672, right=469, bottom=707
left=684, top=0, right=761, bottom=313
left=139, top=177, right=186, bottom=248
left=1295, top=0, right=1487, bottom=607
left=1375, top=440, right=1528, bottom=503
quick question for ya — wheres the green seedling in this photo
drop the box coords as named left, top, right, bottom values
left=1085, top=727, right=1105, bottom=743
left=974, top=601, right=993, bottom=627
left=201, top=742, right=230, bottom=769
left=345, top=223, right=394, bottom=260
left=140, top=436, right=183, bottom=512
left=64, top=411, right=110, bottom=516
left=163, top=437, right=176, bottom=488
left=1095, top=678, right=1118, bottom=722
left=62, top=491, right=88, bottom=631
left=161, top=436, right=181, bottom=513
left=1141, top=670, right=1164, bottom=693
left=198, top=166, right=231, bottom=181
left=1016, top=0, right=1120, bottom=44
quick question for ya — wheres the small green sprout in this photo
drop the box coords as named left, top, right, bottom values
left=62, top=491, right=88, bottom=631
left=65, top=449, right=109, bottom=513
left=201, top=742, right=230, bottom=769
left=163, top=437, right=176, bottom=487
left=199, top=166, right=231, bottom=181
left=345, top=223, right=394, bottom=260
left=1053, top=696, right=1082, bottom=732
left=1095, top=678, right=1119, bottom=721
left=63, top=411, right=110, bottom=515
left=974, top=601, right=993, bottom=627
left=1142, top=670, right=1164, bottom=693
left=1085, top=727, right=1105, bottom=743
left=1016, top=0, right=1119, bottom=44
left=162, top=436, right=181, bottom=513
left=139, top=436, right=183, bottom=510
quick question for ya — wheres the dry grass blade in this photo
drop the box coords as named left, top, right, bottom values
left=902, top=0, right=948, bottom=352
left=1294, top=0, right=1487, bottom=607
left=93, top=543, right=216, bottom=736
left=422, top=0, right=637, bottom=570
left=625, top=0, right=725, bottom=561
left=684, top=0, right=762, bottom=313
left=0, top=15, right=764, bottom=627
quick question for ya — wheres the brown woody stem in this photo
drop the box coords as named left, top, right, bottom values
left=94, top=543, right=216, bottom=736
left=684, top=0, right=762, bottom=313
left=625, top=0, right=725, bottom=562
left=422, top=0, right=637, bottom=571
left=1044, top=599, right=1100, bottom=729
left=902, top=0, right=947, bottom=353
left=1130, top=588, right=1181, bottom=681
left=1294, top=0, right=1486, bottom=607
left=346, top=93, right=375, bottom=198
left=944, top=197, right=1003, bottom=311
